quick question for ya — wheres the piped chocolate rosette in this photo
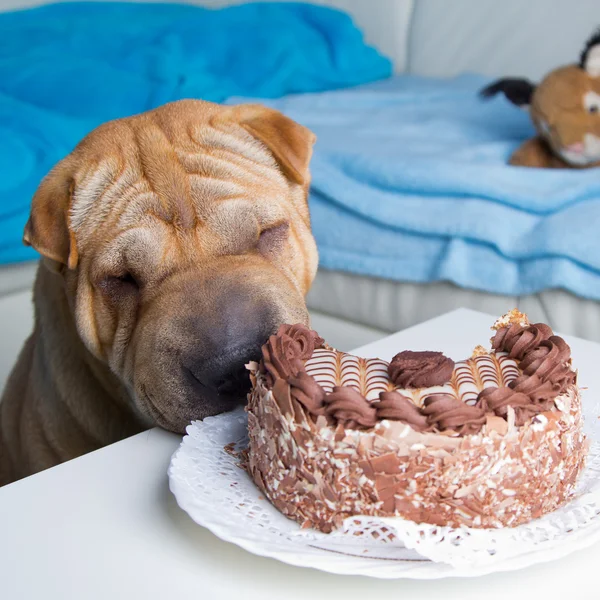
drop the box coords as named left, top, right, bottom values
left=246, top=310, right=587, bottom=533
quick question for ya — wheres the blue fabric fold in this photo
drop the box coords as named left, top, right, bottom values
left=0, top=1, right=390, bottom=264
left=229, top=75, right=600, bottom=300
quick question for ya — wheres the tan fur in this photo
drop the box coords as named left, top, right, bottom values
left=0, top=99, right=318, bottom=486
left=509, top=137, right=570, bottom=168
left=523, top=66, right=600, bottom=168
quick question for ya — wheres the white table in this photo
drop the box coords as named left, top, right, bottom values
left=1, top=308, right=599, bottom=599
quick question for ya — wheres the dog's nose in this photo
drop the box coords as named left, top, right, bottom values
left=181, top=294, right=278, bottom=403
left=183, top=336, right=265, bottom=404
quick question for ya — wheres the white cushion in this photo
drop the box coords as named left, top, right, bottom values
left=307, top=269, right=600, bottom=342
left=408, top=0, right=600, bottom=80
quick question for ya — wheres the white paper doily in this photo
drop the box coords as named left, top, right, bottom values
left=168, top=406, right=600, bottom=579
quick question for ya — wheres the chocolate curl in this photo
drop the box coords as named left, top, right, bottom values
left=323, top=386, right=377, bottom=429
left=288, top=370, right=326, bottom=415
left=375, top=391, right=430, bottom=432
left=388, top=351, right=455, bottom=388
left=421, top=394, right=486, bottom=435
left=492, top=322, right=553, bottom=360
left=477, top=386, right=545, bottom=427
left=272, top=378, right=294, bottom=418
left=272, top=378, right=318, bottom=427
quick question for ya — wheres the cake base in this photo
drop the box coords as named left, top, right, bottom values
left=247, top=367, right=586, bottom=533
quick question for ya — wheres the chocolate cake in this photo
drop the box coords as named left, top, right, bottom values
left=246, top=310, right=587, bottom=533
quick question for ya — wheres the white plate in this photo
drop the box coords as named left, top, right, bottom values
left=168, top=407, right=600, bottom=579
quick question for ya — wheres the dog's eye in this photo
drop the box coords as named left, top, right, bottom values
left=590, top=104, right=599, bottom=114
left=115, top=272, right=138, bottom=287
left=98, top=272, right=140, bottom=296
left=257, top=222, right=289, bottom=255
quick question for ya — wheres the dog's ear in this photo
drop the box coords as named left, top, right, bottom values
left=23, top=155, right=79, bottom=270
left=232, top=104, right=316, bottom=185
left=480, top=78, right=536, bottom=108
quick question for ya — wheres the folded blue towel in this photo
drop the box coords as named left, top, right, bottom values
left=229, top=75, right=600, bottom=300
left=0, top=2, right=390, bottom=264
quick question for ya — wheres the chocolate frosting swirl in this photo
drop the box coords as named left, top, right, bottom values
left=376, top=391, right=430, bottom=432
left=544, top=364, right=577, bottom=391
left=509, top=374, right=558, bottom=404
left=492, top=322, right=553, bottom=360
left=477, top=387, right=544, bottom=426
left=519, top=336, right=573, bottom=388
left=261, top=334, right=304, bottom=385
left=388, top=351, right=455, bottom=388
left=276, top=324, right=324, bottom=360
left=421, top=394, right=486, bottom=435
left=261, top=323, right=323, bottom=385
left=484, top=323, right=576, bottom=426
left=323, top=386, right=377, bottom=429
left=288, top=371, right=326, bottom=415
left=263, top=318, right=576, bottom=437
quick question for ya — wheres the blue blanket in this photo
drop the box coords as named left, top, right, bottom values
left=0, top=2, right=390, bottom=264
left=230, top=75, right=600, bottom=300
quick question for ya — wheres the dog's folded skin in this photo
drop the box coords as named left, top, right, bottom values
left=0, top=267, right=150, bottom=484
left=0, top=99, right=318, bottom=486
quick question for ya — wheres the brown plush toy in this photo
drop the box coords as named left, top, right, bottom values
left=481, top=29, right=600, bottom=168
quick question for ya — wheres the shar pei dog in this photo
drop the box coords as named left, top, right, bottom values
left=0, top=99, right=318, bottom=485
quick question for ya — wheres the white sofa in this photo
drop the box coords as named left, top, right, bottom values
left=2, top=0, right=600, bottom=390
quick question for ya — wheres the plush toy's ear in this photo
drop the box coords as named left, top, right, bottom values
left=580, top=28, right=600, bottom=77
left=480, top=78, right=536, bottom=108
left=23, top=155, right=79, bottom=270
left=229, top=104, right=316, bottom=186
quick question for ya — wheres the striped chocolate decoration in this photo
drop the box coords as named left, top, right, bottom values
left=340, top=353, right=361, bottom=391
left=453, top=360, right=481, bottom=406
left=476, top=354, right=502, bottom=389
left=363, top=358, right=392, bottom=400
left=304, top=348, right=521, bottom=407
left=304, top=349, right=338, bottom=393
left=498, top=352, right=520, bottom=386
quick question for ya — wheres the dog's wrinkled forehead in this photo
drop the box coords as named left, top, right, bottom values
left=69, top=105, right=291, bottom=252
left=24, top=99, right=315, bottom=274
